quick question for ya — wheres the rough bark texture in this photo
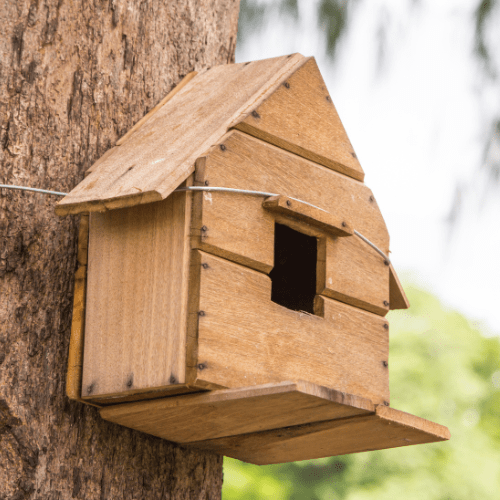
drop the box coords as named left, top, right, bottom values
left=0, top=1, right=240, bottom=498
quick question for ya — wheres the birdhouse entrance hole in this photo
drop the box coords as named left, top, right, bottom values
left=269, top=223, right=318, bottom=314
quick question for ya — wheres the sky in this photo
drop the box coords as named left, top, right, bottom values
left=236, top=0, right=500, bottom=335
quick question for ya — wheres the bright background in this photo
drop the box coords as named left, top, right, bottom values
left=223, top=1, right=500, bottom=498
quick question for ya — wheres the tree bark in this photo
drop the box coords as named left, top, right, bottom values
left=0, top=1, right=240, bottom=498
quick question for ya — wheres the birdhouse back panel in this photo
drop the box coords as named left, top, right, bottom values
left=193, top=130, right=390, bottom=316
left=81, top=187, right=192, bottom=401
left=188, top=250, right=390, bottom=405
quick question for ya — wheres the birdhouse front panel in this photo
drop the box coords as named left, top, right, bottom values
left=188, top=250, right=390, bottom=405
left=193, top=130, right=390, bottom=317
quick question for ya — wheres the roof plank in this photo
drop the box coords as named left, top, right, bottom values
left=55, top=54, right=307, bottom=215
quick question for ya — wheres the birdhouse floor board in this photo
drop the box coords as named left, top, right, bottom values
left=189, top=403, right=450, bottom=465
left=99, top=381, right=374, bottom=443
left=99, top=381, right=449, bottom=465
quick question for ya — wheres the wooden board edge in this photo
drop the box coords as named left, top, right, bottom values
left=389, top=263, right=410, bottom=310
left=99, top=381, right=375, bottom=438
left=189, top=406, right=449, bottom=465
left=55, top=189, right=166, bottom=216
left=116, top=71, right=199, bottom=147
left=65, top=216, right=102, bottom=409
left=87, top=384, right=206, bottom=405
left=233, top=121, right=365, bottom=182
left=375, top=405, right=450, bottom=441
left=318, top=288, right=390, bottom=317
left=262, top=195, right=353, bottom=237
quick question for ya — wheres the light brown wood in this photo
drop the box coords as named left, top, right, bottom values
left=66, top=216, right=102, bottom=408
left=81, top=183, right=193, bottom=401
left=191, top=251, right=390, bottom=405
left=389, top=263, right=410, bottom=310
left=192, top=130, right=390, bottom=315
left=55, top=54, right=308, bottom=216
left=234, top=57, right=364, bottom=181
left=100, top=381, right=374, bottom=443
left=319, top=236, right=390, bottom=316
left=115, top=72, right=199, bottom=147
left=190, top=404, right=450, bottom=465
left=262, top=195, right=353, bottom=237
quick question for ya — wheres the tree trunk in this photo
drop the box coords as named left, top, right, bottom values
left=0, top=1, right=240, bottom=498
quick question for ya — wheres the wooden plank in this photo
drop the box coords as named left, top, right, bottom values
left=81, top=183, right=193, bottom=401
left=192, top=130, right=390, bottom=315
left=55, top=54, right=307, bottom=215
left=66, top=216, right=101, bottom=408
left=100, top=381, right=374, bottom=443
left=115, top=72, right=199, bottom=147
left=319, top=236, right=390, bottom=316
left=233, top=57, right=364, bottom=181
left=190, top=405, right=450, bottom=465
left=262, top=195, right=353, bottom=237
left=192, top=251, right=390, bottom=405
left=389, top=263, right=410, bottom=310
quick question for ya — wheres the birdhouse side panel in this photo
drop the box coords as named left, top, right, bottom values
left=191, top=251, right=390, bottom=405
left=193, top=130, right=390, bottom=316
left=81, top=190, right=192, bottom=401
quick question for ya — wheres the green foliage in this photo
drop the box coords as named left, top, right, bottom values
left=223, top=286, right=500, bottom=499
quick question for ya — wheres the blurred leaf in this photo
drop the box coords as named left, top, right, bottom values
left=237, top=0, right=269, bottom=45
left=317, top=0, right=352, bottom=57
left=474, top=0, right=497, bottom=70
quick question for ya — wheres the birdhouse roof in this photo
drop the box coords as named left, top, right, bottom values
left=55, top=54, right=364, bottom=216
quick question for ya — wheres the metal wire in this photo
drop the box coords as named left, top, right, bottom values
left=0, top=183, right=391, bottom=263
left=354, top=230, right=390, bottom=264
left=176, top=186, right=391, bottom=264
left=173, top=186, right=327, bottom=211
left=0, top=184, right=68, bottom=197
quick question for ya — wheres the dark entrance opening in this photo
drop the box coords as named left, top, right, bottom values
left=269, top=223, right=317, bottom=314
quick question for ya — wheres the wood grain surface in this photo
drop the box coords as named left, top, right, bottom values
left=100, top=381, right=375, bottom=443
left=389, top=263, right=410, bottom=310
left=82, top=186, right=192, bottom=401
left=190, top=404, right=450, bottom=465
left=234, top=57, right=364, bottom=181
left=191, top=251, right=390, bottom=405
left=192, top=131, right=390, bottom=314
left=262, top=195, right=353, bottom=237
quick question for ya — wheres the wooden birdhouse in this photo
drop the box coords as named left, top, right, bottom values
left=57, top=54, right=449, bottom=465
